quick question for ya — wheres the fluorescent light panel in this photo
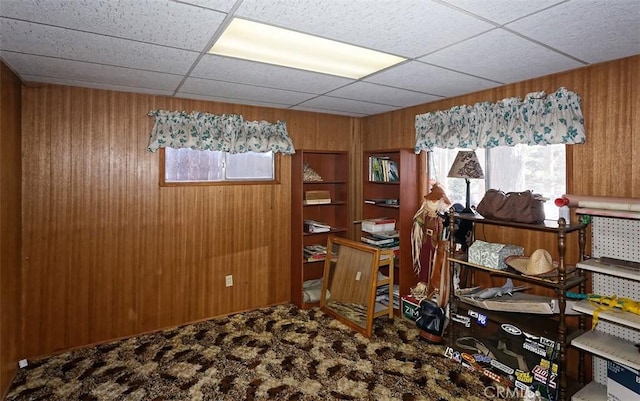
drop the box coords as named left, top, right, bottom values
left=209, top=18, right=405, bottom=79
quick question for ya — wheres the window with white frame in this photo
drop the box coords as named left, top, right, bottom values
left=162, top=147, right=276, bottom=184
left=428, top=144, right=566, bottom=220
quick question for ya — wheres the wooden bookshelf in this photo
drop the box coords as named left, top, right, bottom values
left=362, top=149, right=419, bottom=310
left=291, top=150, right=349, bottom=309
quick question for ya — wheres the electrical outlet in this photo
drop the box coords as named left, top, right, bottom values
left=225, top=275, right=233, bottom=287
left=18, top=359, right=28, bottom=368
left=355, top=271, right=361, bottom=281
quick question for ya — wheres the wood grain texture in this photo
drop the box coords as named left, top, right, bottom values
left=20, top=85, right=356, bottom=358
left=0, top=63, right=23, bottom=396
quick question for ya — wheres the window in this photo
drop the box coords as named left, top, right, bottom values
left=161, top=147, right=277, bottom=185
left=428, top=144, right=566, bottom=220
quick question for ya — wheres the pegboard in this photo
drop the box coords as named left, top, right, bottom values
left=589, top=216, right=640, bottom=385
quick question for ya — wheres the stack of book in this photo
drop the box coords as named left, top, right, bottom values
left=304, top=219, right=331, bottom=233
left=361, top=234, right=399, bottom=248
left=304, top=190, right=331, bottom=205
left=361, top=217, right=396, bottom=233
left=303, top=244, right=328, bottom=262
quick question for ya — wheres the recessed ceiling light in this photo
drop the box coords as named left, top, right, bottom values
left=209, top=18, right=406, bottom=79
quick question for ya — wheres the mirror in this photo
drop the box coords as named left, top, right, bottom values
left=320, top=236, right=394, bottom=337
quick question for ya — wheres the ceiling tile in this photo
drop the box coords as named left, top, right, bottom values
left=295, top=96, right=399, bottom=116
left=1, top=52, right=183, bottom=91
left=365, top=61, right=501, bottom=98
left=0, top=19, right=199, bottom=74
left=326, top=81, right=442, bottom=107
left=507, top=0, right=640, bottom=63
left=234, top=0, right=495, bottom=57
left=179, top=77, right=317, bottom=105
left=420, top=28, right=584, bottom=83
left=0, top=0, right=228, bottom=50
left=191, top=55, right=354, bottom=94
left=439, top=0, right=565, bottom=24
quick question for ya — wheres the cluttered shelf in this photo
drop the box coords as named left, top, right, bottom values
left=453, top=301, right=568, bottom=339
left=454, top=213, right=586, bottom=233
left=449, top=256, right=587, bottom=290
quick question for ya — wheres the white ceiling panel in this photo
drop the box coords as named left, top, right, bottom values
left=439, top=0, right=566, bottom=24
left=1, top=0, right=638, bottom=117
left=295, top=96, right=401, bottom=116
left=326, top=81, right=442, bottom=107
left=507, top=0, right=640, bottom=63
left=234, top=0, right=495, bottom=57
left=365, top=61, right=501, bottom=97
left=0, top=0, right=228, bottom=50
left=179, top=77, right=318, bottom=105
left=190, top=55, right=354, bottom=94
left=420, top=29, right=584, bottom=83
left=1, top=52, right=184, bottom=91
left=0, top=19, right=199, bottom=74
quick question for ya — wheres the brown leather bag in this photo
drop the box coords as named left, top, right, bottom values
left=476, top=189, right=546, bottom=224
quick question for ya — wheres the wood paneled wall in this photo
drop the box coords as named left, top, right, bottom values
left=8, top=55, right=639, bottom=374
left=20, top=86, right=357, bottom=358
left=0, top=63, right=23, bottom=396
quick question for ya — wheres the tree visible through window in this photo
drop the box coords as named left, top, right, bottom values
left=429, top=144, right=566, bottom=220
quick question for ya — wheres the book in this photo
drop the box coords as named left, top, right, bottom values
left=304, top=219, right=331, bottom=233
left=303, top=244, right=328, bottom=261
left=362, top=217, right=396, bottom=225
left=305, top=190, right=331, bottom=201
left=305, top=225, right=330, bottom=233
left=361, top=217, right=396, bottom=233
left=364, top=198, right=399, bottom=206
left=303, top=219, right=330, bottom=228
left=303, top=199, right=331, bottom=205
left=369, top=230, right=399, bottom=239
left=361, top=235, right=396, bottom=246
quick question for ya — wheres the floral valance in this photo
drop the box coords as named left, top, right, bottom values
left=147, top=110, right=295, bottom=154
left=414, top=87, right=586, bottom=153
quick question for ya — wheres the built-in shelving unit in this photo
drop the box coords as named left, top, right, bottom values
left=362, top=149, right=419, bottom=311
left=291, top=150, right=349, bottom=309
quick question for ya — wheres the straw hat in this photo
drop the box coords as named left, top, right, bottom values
left=504, top=249, right=558, bottom=276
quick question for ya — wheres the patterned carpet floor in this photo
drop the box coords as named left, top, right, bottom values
left=7, top=304, right=495, bottom=401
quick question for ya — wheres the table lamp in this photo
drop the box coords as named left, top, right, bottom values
left=447, top=150, right=484, bottom=214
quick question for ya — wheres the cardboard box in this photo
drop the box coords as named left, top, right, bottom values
left=468, top=240, right=524, bottom=270
left=607, top=361, right=640, bottom=401
left=400, top=296, right=420, bottom=321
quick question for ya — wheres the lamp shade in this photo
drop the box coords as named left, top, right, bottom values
left=447, top=151, right=484, bottom=179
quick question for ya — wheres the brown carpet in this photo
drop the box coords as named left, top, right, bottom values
left=7, top=304, right=495, bottom=401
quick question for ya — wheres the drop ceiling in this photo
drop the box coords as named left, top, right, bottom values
left=1, top=0, right=639, bottom=117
